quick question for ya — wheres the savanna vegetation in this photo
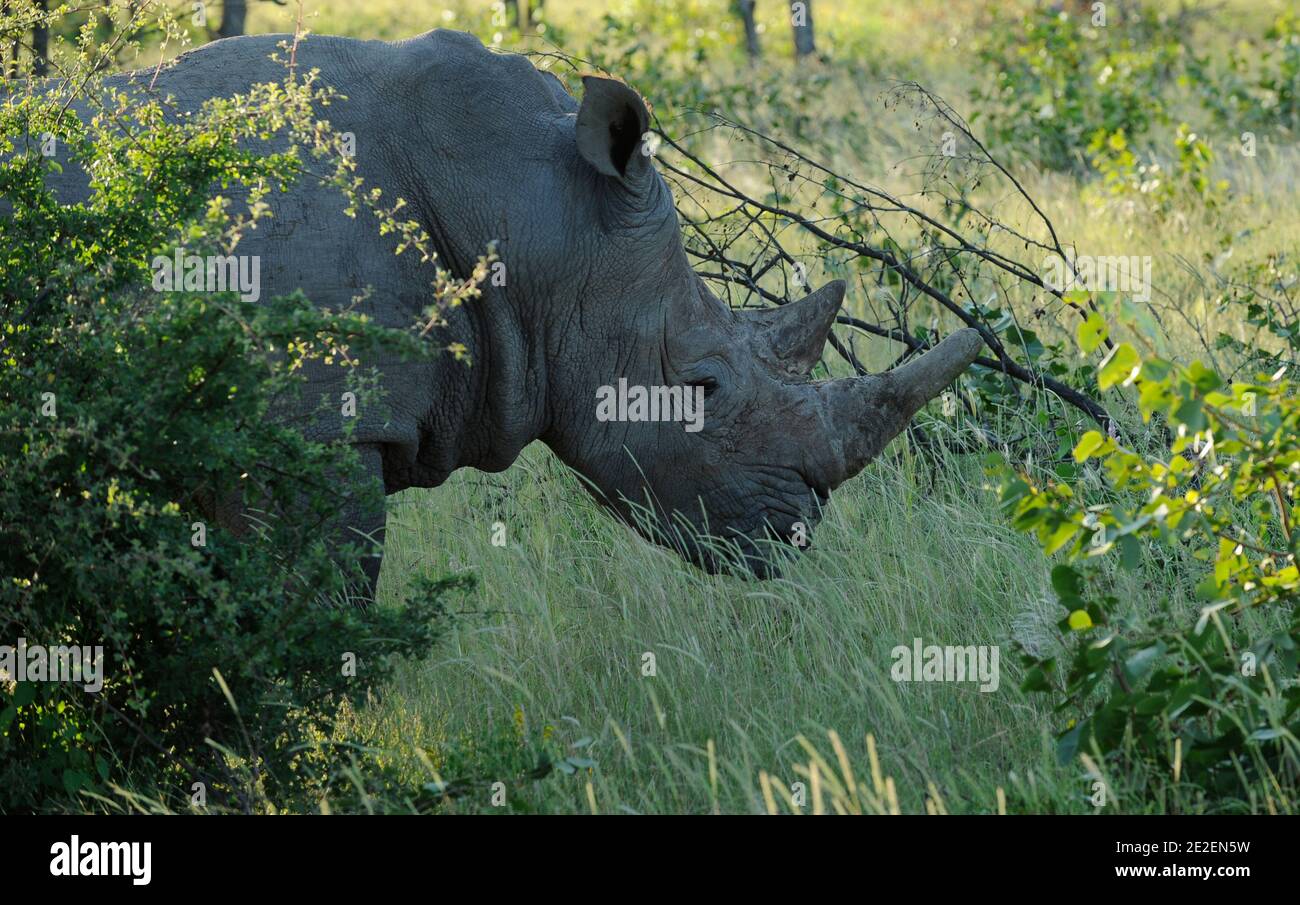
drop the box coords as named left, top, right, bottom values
left=2, top=0, right=1297, bottom=814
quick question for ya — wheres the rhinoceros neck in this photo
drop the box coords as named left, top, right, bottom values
left=376, top=287, right=551, bottom=491
left=533, top=283, right=682, bottom=503
left=460, top=290, right=552, bottom=470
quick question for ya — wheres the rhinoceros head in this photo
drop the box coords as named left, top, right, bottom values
left=539, top=76, right=982, bottom=576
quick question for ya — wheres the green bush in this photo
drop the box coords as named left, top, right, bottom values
left=1188, top=13, right=1300, bottom=140
left=0, top=4, right=474, bottom=813
left=1086, top=123, right=1228, bottom=215
left=969, top=4, right=1181, bottom=172
left=971, top=3, right=1295, bottom=188
left=997, top=294, right=1300, bottom=807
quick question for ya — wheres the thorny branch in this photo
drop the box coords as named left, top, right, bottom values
left=640, top=97, right=1116, bottom=435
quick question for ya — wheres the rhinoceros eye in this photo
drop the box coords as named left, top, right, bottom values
left=686, top=376, right=719, bottom=398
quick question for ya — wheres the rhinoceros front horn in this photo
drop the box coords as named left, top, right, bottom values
left=823, top=328, right=984, bottom=484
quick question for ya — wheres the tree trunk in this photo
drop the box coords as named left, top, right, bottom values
left=3, top=1, right=16, bottom=79
left=737, top=0, right=761, bottom=59
left=790, top=0, right=816, bottom=58
left=526, top=0, right=545, bottom=31
left=33, top=0, right=48, bottom=76
left=218, top=0, right=247, bottom=40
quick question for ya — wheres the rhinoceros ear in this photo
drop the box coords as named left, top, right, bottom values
left=576, top=75, right=652, bottom=184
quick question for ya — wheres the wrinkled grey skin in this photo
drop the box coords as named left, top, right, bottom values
left=33, top=30, right=982, bottom=587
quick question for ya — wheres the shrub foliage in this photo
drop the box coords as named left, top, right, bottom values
left=0, top=3, right=474, bottom=812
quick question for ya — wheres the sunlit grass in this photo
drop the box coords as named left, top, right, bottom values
left=366, top=436, right=1287, bottom=813
left=369, top=442, right=1055, bottom=813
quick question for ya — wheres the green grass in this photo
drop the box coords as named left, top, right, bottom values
left=363, top=441, right=1283, bottom=814
left=366, top=443, right=1061, bottom=814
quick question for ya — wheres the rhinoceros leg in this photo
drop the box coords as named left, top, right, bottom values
left=192, top=442, right=387, bottom=603
left=335, top=443, right=388, bottom=605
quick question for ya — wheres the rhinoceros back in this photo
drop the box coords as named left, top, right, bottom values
left=19, top=30, right=576, bottom=471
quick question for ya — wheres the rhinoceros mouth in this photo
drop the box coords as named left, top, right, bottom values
left=655, top=490, right=829, bottom=578
left=686, top=522, right=818, bottom=579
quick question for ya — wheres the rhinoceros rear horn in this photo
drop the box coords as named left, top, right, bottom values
left=743, top=280, right=845, bottom=376
left=576, top=75, right=652, bottom=184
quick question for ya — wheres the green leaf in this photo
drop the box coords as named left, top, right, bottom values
left=1248, top=728, right=1284, bottom=742
left=1098, top=342, right=1140, bottom=390
left=1042, top=520, right=1079, bottom=555
left=1185, top=360, right=1222, bottom=392
left=1119, top=297, right=1161, bottom=341
left=1021, top=664, right=1054, bottom=693
left=1057, top=721, right=1086, bottom=765
left=1076, top=312, right=1109, bottom=353
left=62, top=769, right=90, bottom=795
left=1073, top=430, right=1106, bottom=462
left=1051, top=564, right=1085, bottom=601
left=1123, top=643, right=1164, bottom=685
